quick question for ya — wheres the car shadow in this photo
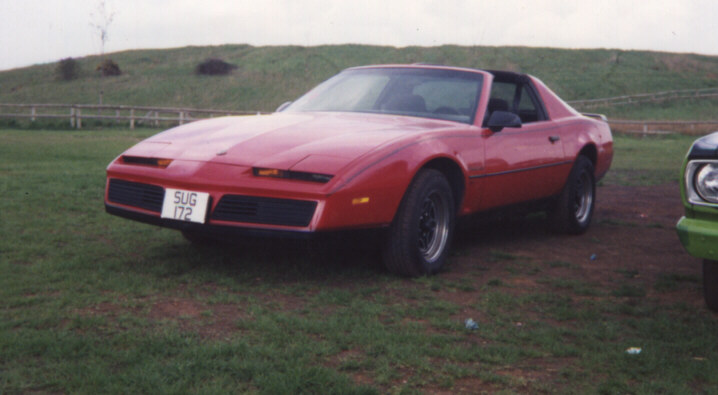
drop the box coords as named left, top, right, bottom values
left=135, top=211, right=558, bottom=283
left=143, top=230, right=390, bottom=284
left=453, top=211, right=554, bottom=249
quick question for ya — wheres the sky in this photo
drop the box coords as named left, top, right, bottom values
left=1, top=0, right=717, bottom=71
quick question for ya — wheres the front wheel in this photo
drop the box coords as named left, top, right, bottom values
left=382, top=169, right=455, bottom=277
left=550, top=155, right=595, bottom=234
left=703, top=260, right=718, bottom=312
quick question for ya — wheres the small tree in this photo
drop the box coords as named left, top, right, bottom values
left=56, top=57, right=80, bottom=81
left=90, top=0, right=115, bottom=56
left=97, top=58, right=121, bottom=76
left=90, top=1, right=121, bottom=78
left=196, top=58, right=236, bottom=75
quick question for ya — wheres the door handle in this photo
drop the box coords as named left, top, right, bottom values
left=549, top=135, right=560, bottom=143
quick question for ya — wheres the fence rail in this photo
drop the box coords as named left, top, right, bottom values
left=2, top=102, right=718, bottom=135
left=567, top=88, right=718, bottom=109
left=608, top=119, right=718, bottom=135
left=0, top=103, right=264, bottom=129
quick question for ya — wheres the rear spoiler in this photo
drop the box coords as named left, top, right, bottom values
left=582, top=112, right=608, bottom=122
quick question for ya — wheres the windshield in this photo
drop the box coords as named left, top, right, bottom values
left=285, top=68, right=484, bottom=124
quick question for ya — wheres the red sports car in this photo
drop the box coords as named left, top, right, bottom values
left=105, top=65, right=613, bottom=276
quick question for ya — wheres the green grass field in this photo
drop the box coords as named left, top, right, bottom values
left=2, top=128, right=717, bottom=393
left=2, top=44, right=718, bottom=119
left=601, top=132, right=695, bottom=186
left=591, top=97, right=718, bottom=121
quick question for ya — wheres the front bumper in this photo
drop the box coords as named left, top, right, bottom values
left=676, top=216, right=718, bottom=260
left=106, top=203, right=314, bottom=239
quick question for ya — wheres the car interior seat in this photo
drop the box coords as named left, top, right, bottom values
left=483, top=98, right=510, bottom=125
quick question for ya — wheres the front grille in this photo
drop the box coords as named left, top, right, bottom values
left=107, top=179, right=165, bottom=213
left=212, top=195, right=317, bottom=227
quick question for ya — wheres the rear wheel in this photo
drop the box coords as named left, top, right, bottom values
left=383, top=169, right=455, bottom=277
left=703, top=260, right=718, bottom=312
left=550, top=155, right=595, bottom=234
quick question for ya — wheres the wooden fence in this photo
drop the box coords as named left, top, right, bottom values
left=567, top=88, right=718, bottom=109
left=2, top=102, right=717, bottom=135
left=0, top=103, right=264, bottom=129
left=608, top=119, right=718, bottom=135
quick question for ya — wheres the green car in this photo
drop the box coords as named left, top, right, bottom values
left=677, top=132, right=718, bottom=311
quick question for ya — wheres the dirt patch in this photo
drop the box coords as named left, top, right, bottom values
left=436, top=376, right=501, bottom=394
left=448, top=183, right=702, bottom=307
left=148, top=298, right=248, bottom=339
left=76, top=296, right=248, bottom=339
left=150, top=298, right=204, bottom=319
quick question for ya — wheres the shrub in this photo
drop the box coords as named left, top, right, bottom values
left=196, top=58, right=236, bottom=75
left=56, top=57, right=80, bottom=81
left=97, top=58, right=121, bottom=76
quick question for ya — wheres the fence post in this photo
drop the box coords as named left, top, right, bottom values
left=77, top=108, right=82, bottom=129
left=130, top=109, right=135, bottom=130
left=70, top=107, right=75, bottom=128
left=31, top=106, right=36, bottom=122
left=179, top=111, right=184, bottom=125
left=154, top=111, right=159, bottom=127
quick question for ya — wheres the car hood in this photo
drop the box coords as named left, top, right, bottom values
left=688, top=131, right=718, bottom=159
left=123, top=112, right=461, bottom=174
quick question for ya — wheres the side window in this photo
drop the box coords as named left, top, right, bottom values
left=517, top=84, right=543, bottom=123
left=484, top=81, right=515, bottom=126
left=487, top=80, right=547, bottom=124
left=489, top=81, right=515, bottom=104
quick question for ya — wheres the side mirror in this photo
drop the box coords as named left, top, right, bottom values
left=486, top=111, right=522, bottom=132
left=275, top=101, right=292, bottom=112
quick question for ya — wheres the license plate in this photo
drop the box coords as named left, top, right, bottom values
left=161, top=188, right=210, bottom=224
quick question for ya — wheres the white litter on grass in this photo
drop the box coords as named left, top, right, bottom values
left=625, top=347, right=642, bottom=355
left=464, top=318, right=479, bottom=330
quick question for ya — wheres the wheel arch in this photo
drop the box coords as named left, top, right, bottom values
left=419, top=157, right=466, bottom=213
left=578, top=143, right=597, bottom=167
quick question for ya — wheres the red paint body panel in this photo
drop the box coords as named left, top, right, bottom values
left=105, top=65, right=613, bottom=234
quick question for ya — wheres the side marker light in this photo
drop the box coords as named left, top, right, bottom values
left=352, top=197, right=370, bottom=205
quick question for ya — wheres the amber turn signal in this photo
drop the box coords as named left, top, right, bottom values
left=255, top=168, right=283, bottom=177
left=122, top=156, right=173, bottom=168
left=252, top=167, right=333, bottom=183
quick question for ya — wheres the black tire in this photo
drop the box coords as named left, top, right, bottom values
left=550, top=155, right=595, bottom=234
left=703, top=260, right=718, bottom=312
left=382, top=169, right=455, bottom=277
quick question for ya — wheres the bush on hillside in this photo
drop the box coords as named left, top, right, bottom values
left=56, top=57, right=80, bottom=81
left=97, top=58, right=121, bottom=76
left=196, top=58, right=236, bottom=75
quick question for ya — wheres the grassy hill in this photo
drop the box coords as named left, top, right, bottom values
left=1, top=44, right=718, bottom=118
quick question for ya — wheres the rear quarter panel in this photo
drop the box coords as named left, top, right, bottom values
left=557, top=117, right=613, bottom=179
left=532, top=76, right=613, bottom=179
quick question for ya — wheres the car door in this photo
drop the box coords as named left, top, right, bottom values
left=476, top=80, right=567, bottom=210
